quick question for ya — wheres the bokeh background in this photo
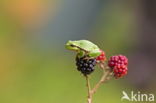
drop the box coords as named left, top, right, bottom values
left=0, top=0, right=156, bottom=103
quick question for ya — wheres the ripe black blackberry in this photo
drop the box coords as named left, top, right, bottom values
left=76, top=56, right=96, bottom=75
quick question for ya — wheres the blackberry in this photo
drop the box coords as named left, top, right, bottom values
left=96, top=50, right=106, bottom=63
left=76, top=57, right=96, bottom=75
left=108, top=55, right=128, bottom=69
left=113, top=64, right=128, bottom=78
left=108, top=55, right=128, bottom=78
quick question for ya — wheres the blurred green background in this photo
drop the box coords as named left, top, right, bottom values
left=0, top=0, right=156, bottom=103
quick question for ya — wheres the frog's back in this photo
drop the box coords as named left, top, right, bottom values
left=76, top=40, right=99, bottom=51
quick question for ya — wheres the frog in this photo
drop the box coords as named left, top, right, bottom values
left=65, top=40, right=101, bottom=58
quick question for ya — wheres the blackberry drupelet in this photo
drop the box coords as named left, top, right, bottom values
left=76, top=57, right=96, bottom=75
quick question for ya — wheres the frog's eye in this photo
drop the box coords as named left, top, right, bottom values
left=70, top=44, right=75, bottom=47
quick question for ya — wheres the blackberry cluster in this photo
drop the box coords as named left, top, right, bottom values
left=76, top=57, right=96, bottom=75
left=108, top=55, right=128, bottom=78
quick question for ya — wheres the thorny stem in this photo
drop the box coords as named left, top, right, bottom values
left=86, top=75, right=92, bottom=103
left=86, top=64, right=112, bottom=103
left=91, top=70, right=111, bottom=95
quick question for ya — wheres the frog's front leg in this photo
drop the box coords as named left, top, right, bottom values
left=77, top=51, right=86, bottom=58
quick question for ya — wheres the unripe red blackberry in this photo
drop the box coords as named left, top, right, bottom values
left=76, top=57, right=96, bottom=75
left=108, top=55, right=128, bottom=68
left=113, top=64, right=128, bottom=78
left=96, top=50, right=106, bottom=63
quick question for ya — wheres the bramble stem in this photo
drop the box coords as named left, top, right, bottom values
left=86, top=64, right=112, bottom=103
left=91, top=70, right=111, bottom=95
left=86, top=75, right=92, bottom=103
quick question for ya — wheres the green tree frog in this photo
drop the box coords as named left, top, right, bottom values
left=65, top=40, right=101, bottom=58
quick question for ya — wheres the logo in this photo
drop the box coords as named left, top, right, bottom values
left=121, top=91, right=154, bottom=102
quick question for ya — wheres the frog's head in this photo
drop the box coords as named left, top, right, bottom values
left=65, top=40, right=79, bottom=51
